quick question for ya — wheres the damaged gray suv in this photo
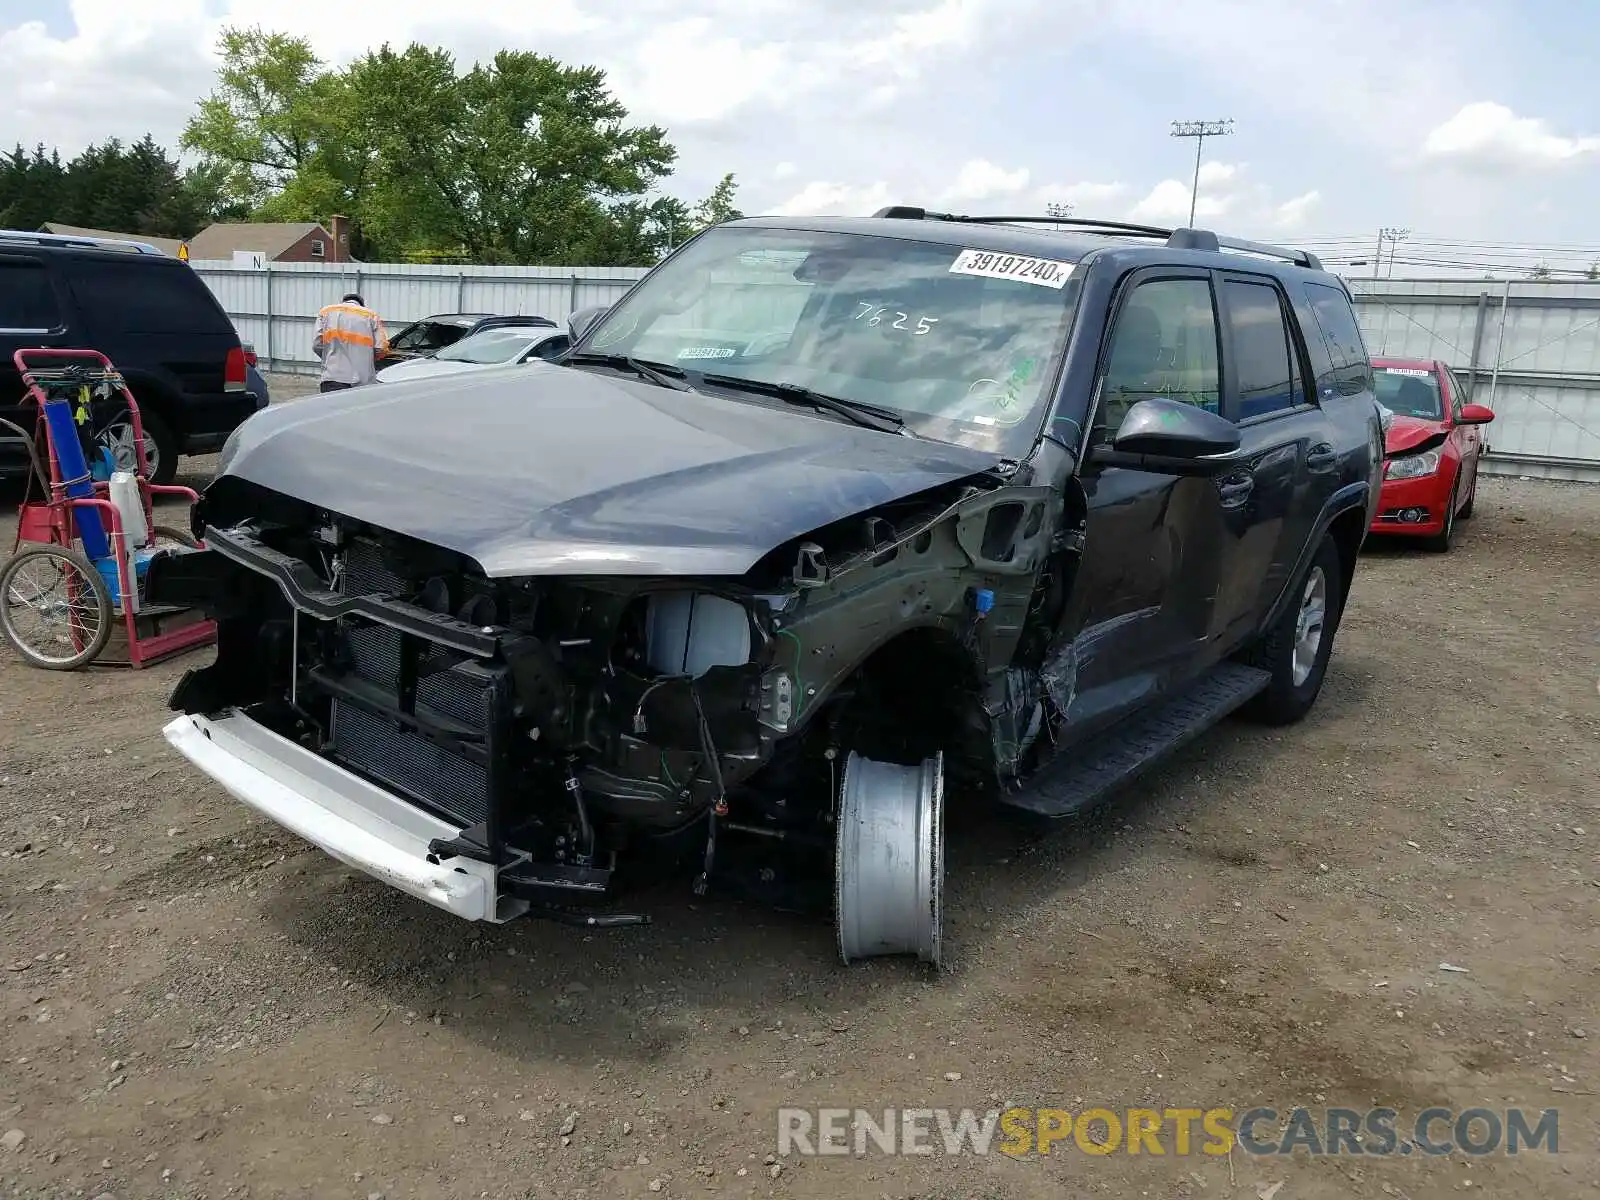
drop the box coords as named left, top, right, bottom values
left=150, top=208, right=1382, bottom=968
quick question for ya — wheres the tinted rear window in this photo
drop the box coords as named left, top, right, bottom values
left=1304, top=281, right=1372, bottom=397
left=69, top=259, right=233, bottom=336
left=0, top=258, right=65, bottom=330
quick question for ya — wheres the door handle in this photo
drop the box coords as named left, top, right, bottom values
left=1217, top=474, right=1254, bottom=507
left=1306, top=443, right=1337, bottom=470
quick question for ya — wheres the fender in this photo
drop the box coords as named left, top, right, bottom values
left=1259, top=480, right=1371, bottom=632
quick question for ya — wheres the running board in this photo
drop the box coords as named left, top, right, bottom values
left=999, top=662, right=1271, bottom=819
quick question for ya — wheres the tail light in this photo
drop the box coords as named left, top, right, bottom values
left=224, top=344, right=248, bottom=391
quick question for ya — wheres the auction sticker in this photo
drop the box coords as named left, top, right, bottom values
left=949, top=249, right=1074, bottom=289
left=1382, top=367, right=1432, bottom=377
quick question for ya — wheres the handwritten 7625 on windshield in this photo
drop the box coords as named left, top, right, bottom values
left=854, top=303, right=940, bottom=335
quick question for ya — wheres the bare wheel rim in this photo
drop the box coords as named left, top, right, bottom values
left=1291, top=565, right=1328, bottom=687
left=101, top=421, right=157, bottom=480
left=834, top=750, right=944, bottom=967
left=1, top=550, right=111, bottom=666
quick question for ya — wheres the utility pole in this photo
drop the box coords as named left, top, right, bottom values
left=1378, top=227, right=1410, bottom=278
left=1045, top=201, right=1074, bottom=228
left=1170, top=119, right=1234, bottom=226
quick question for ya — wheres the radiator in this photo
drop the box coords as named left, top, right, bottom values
left=323, top=536, right=496, bottom=829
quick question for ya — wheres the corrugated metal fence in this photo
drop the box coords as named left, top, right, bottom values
left=193, top=261, right=1600, bottom=482
left=1349, top=278, right=1600, bottom=481
left=192, top=259, right=648, bottom=375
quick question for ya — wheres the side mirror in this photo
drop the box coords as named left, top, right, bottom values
left=1457, top=402, right=1496, bottom=425
left=1090, top=398, right=1241, bottom=476
left=567, top=304, right=610, bottom=343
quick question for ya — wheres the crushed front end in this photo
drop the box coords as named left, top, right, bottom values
left=148, top=484, right=800, bottom=926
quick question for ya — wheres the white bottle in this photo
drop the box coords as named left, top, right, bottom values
left=109, top=470, right=149, bottom=552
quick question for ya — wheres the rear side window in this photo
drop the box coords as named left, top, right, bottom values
left=1223, top=279, right=1301, bottom=420
left=70, top=260, right=231, bottom=336
left=1304, top=281, right=1372, bottom=398
left=0, top=259, right=65, bottom=330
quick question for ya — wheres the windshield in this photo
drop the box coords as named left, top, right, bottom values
left=1373, top=366, right=1443, bottom=419
left=577, top=225, right=1083, bottom=450
left=436, top=329, right=548, bottom=364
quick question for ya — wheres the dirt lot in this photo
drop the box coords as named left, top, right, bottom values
left=2, top=390, right=1597, bottom=1199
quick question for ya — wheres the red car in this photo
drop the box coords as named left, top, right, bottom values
left=1368, top=357, right=1496, bottom=552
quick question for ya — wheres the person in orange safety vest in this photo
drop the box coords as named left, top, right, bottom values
left=312, top=291, right=389, bottom=392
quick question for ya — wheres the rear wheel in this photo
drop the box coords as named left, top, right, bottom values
left=99, top=408, right=178, bottom=486
left=1240, top=535, right=1344, bottom=726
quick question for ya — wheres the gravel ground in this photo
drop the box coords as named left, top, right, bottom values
left=1, top=388, right=1597, bottom=1199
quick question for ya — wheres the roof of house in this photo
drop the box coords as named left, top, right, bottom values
left=38, top=222, right=184, bottom=257
left=187, top=221, right=329, bottom=261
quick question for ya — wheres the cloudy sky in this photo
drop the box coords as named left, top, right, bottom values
left=3, top=0, right=1598, bottom=269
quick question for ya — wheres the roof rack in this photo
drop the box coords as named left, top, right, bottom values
left=0, top=229, right=167, bottom=255
left=870, top=206, right=1322, bottom=271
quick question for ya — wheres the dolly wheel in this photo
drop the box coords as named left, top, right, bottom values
left=0, top=545, right=113, bottom=670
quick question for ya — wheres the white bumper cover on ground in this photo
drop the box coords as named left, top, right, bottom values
left=163, top=712, right=506, bottom=922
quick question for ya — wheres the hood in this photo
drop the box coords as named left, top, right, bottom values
left=1384, top=414, right=1449, bottom=456
left=210, top=361, right=1004, bottom=578
left=376, top=356, right=503, bottom=383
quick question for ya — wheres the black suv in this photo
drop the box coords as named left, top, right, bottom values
left=0, top=229, right=261, bottom=485
left=150, top=209, right=1382, bottom=969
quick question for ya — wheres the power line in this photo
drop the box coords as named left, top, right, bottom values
left=1169, top=119, right=1233, bottom=227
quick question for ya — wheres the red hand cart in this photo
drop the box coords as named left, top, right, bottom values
left=1, top=348, right=217, bottom=670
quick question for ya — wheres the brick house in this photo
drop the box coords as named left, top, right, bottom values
left=187, top=216, right=356, bottom=263
left=39, top=217, right=358, bottom=263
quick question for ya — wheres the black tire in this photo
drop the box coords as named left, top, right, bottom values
left=0, top=545, right=113, bottom=670
left=99, top=408, right=178, bottom=486
left=1424, top=479, right=1458, bottom=553
left=1240, top=535, right=1344, bottom=726
left=150, top=523, right=202, bottom=550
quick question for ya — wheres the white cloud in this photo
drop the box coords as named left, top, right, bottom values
left=1421, top=102, right=1600, bottom=172
left=1271, top=191, right=1321, bottom=230
left=940, top=159, right=1031, bottom=204
left=768, top=179, right=895, bottom=216
left=772, top=161, right=799, bottom=180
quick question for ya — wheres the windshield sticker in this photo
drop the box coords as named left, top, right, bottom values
left=949, top=249, right=1074, bottom=289
left=1382, top=367, right=1433, bottom=377
left=676, top=346, right=737, bottom=359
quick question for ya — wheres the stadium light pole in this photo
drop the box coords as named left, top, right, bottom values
left=1170, top=119, right=1234, bottom=226
left=1045, top=200, right=1074, bottom=228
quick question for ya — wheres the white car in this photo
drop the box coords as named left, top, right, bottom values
left=376, top=325, right=571, bottom=382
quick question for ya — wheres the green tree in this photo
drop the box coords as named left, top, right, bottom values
left=348, top=45, right=677, bottom=263
left=690, top=172, right=743, bottom=231
left=180, top=27, right=335, bottom=212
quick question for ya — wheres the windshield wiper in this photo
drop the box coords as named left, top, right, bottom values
left=565, top=350, right=696, bottom=392
left=697, top=373, right=909, bottom=436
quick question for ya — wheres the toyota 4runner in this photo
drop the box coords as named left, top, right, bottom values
left=148, top=208, right=1382, bottom=968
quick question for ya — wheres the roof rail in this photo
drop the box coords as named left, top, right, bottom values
left=0, top=229, right=167, bottom=255
left=1165, top=227, right=1322, bottom=270
left=869, top=206, right=1322, bottom=270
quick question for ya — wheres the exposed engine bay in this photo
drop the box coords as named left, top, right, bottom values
left=150, top=464, right=1086, bottom=954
